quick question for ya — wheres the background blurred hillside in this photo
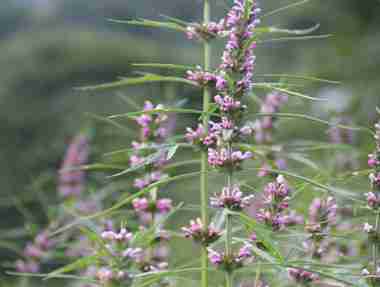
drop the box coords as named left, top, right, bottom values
left=1, top=0, right=380, bottom=285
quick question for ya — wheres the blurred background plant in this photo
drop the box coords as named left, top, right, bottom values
left=1, top=0, right=380, bottom=286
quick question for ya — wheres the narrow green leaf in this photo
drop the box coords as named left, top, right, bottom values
left=131, top=63, right=194, bottom=70
left=108, top=108, right=217, bottom=120
left=78, top=163, right=127, bottom=172
left=133, top=267, right=211, bottom=279
left=166, top=145, right=179, bottom=160
left=252, top=83, right=324, bottom=101
left=7, top=271, right=97, bottom=283
left=261, top=0, right=312, bottom=18
left=108, top=18, right=187, bottom=32
left=50, top=171, right=200, bottom=235
left=76, top=74, right=198, bottom=92
left=257, top=73, right=340, bottom=84
left=256, top=23, right=320, bottom=36
left=45, top=256, right=96, bottom=280
left=254, top=112, right=374, bottom=135
left=0, top=240, right=23, bottom=256
left=159, top=14, right=190, bottom=26
left=284, top=264, right=362, bottom=287
left=286, top=153, right=319, bottom=170
left=231, top=211, right=284, bottom=263
left=85, top=112, right=134, bottom=135
left=258, top=34, right=333, bottom=44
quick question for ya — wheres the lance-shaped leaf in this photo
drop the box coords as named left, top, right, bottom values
left=257, top=73, right=340, bottom=84
left=131, top=63, right=195, bottom=71
left=258, top=34, right=333, bottom=44
left=252, top=83, right=325, bottom=101
left=76, top=74, right=199, bottom=92
left=230, top=211, right=284, bottom=264
left=50, top=171, right=201, bottom=235
left=108, top=18, right=187, bottom=33
left=108, top=107, right=217, bottom=120
left=253, top=112, right=373, bottom=135
left=45, top=255, right=97, bottom=280
left=254, top=23, right=320, bottom=38
left=261, top=0, right=312, bottom=18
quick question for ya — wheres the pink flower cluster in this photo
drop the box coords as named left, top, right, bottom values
left=16, top=231, right=54, bottom=273
left=186, top=2, right=260, bottom=172
left=101, top=228, right=133, bottom=242
left=58, top=134, right=89, bottom=198
left=97, top=227, right=154, bottom=280
left=186, top=21, right=225, bottom=40
left=368, top=121, right=380, bottom=190
left=208, top=148, right=253, bottom=169
left=254, top=91, right=288, bottom=144
left=132, top=197, right=172, bottom=214
left=129, top=101, right=172, bottom=217
left=308, top=197, right=338, bottom=229
left=328, top=117, right=355, bottom=145
left=288, top=268, right=319, bottom=284
left=181, top=218, right=221, bottom=245
left=220, top=1, right=261, bottom=93
left=210, top=184, right=254, bottom=211
left=96, top=268, right=129, bottom=285
left=303, top=197, right=337, bottom=258
left=133, top=171, right=167, bottom=189
left=207, top=243, right=254, bottom=270
left=186, top=67, right=223, bottom=87
left=135, top=101, right=169, bottom=141
left=256, top=175, right=302, bottom=231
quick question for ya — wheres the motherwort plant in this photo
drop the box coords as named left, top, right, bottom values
left=12, top=1, right=378, bottom=287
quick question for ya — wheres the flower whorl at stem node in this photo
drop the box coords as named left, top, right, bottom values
left=210, top=184, right=254, bottom=211
left=182, top=218, right=221, bottom=246
left=207, top=243, right=254, bottom=271
left=256, top=175, right=303, bottom=231
left=287, top=268, right=319, bottom=285
left=368, top=121, right=380, bottom=191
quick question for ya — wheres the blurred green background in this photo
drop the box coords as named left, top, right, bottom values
left=1, top=0, right=380, bottom=285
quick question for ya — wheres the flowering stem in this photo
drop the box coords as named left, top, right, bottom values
left=225, top=212, right=233, bottom=287
left=201, top=1, right=211, bottom=287
left=225, top=150, right=234, bottom=287
left=225, top=271, right=233, bottom=287
left=374, top=212, right=380, bottom=268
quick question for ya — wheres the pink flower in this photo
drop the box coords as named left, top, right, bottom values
left=132, top=198, right=149, bottom=212
left=207, top=248, right=223, bottom=265
left=96, top=268, right=114, bottom=283
left=288, top=268, right=318, bottom=284
left=156, top=198, right=172, bottom=213
left=210, top=184, right=254, bottom=210
left=182, top=218, right=221, bottom=245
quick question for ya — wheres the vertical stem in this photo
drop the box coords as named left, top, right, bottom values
left=201, top=1, right=211, bottom=287
left=373, top=212, right=380, bottom=269
left=225, top=145, right=234, bottom=287
left=225, top=212, right=233, bottom=287
left=225, top=213, right=232, bottom=256
left=225, top=271, right=233, bottom=287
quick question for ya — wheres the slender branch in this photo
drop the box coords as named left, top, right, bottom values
left=225, top=145, right=234, bottom=287
left=201, top=1, right=211, bottom=287
left=374, top=212, right=380, bottom=269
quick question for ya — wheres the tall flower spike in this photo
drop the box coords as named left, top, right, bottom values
left=256, top=175, right=302, bottom=231
left=58, top=133, right=89, bottom=198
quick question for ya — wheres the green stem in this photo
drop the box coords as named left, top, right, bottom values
left=374, top=212, right=380, bottom=269
left=225, top=213, right=232, bottom=257
left=225, top=271, right=233, bottom=287
left=225, top=146, right=234, bottom=287
left=201, top=1, right=211, bottom=287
